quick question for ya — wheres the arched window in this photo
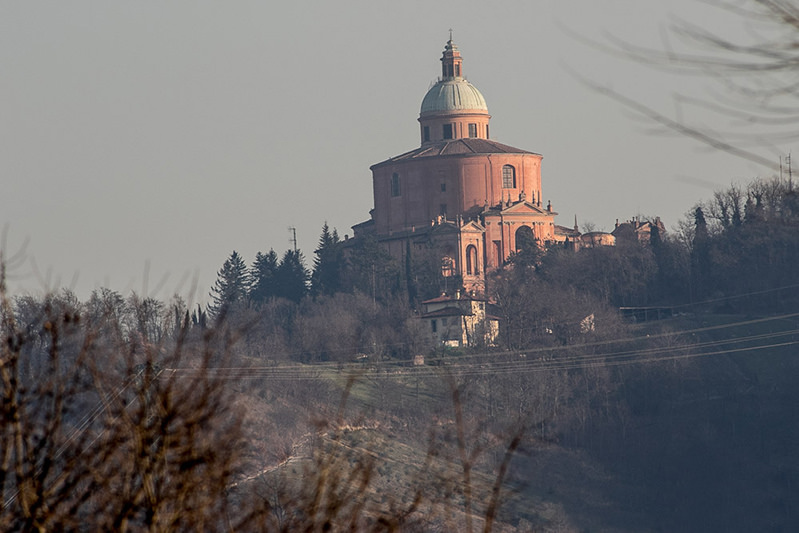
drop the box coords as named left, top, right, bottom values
left=465, top=244, right=478, bottom=275
left=502, top=165, right=516, bottom=188
left=391, top=173, right=401, bottom=197
left=515, top=225, right=536, bottom=252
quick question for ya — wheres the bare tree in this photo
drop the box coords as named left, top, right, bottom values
left=0, top=275, right=250, bottom=531
left=584, top=0, right=799, bottom=169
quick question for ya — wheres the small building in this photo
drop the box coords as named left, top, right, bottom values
left=556, top=221, right=615, bottom=250
left=420, top=291, right=499, bottom=347
left=579, top=231, right=616, bottom=248
left=613, top=217, right=665, bottom=245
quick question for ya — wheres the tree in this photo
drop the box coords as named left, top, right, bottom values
left=404, top=239, right=462, bottom=303
left=310, top=222, right=343, bottom=298
left=535, top=240, right=657, bottom=307
left=207, top=250, right=249, bottom=320
left=682, top=176, right=799, bottom=311
left=590, top=0, right=798, bottom=169
left=249, top=249, right=279, bottom=307
left=341, top=234, right=403, bottom=303
left=690, top=206, right=713, bottom=300
left=84, top=288, right=127, bottom=334
left=0, top=276, right=250, bottom=531
left=507, top=225, right=543, bottom=270
left=274, top=249, right=309, bottom=303
left=124, top=292, right=166, bottom=345
left=648, top=226, right=692, bottom=305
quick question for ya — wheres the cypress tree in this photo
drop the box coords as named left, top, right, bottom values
left=691, top=206, right=711, bottom=299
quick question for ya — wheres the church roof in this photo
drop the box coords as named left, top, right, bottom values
left=420, top=79, right=488, bottom=115
left=372, top=138, right=538, bottom=168
left=420, top=36, right=488, bottom=116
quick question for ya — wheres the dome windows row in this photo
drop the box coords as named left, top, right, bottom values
left=422, top=122, right=489, bottom=144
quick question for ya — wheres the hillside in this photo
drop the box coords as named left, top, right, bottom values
left=4, top=171, right=798, bottom=529
left=220, top=312, right=799, bottom=531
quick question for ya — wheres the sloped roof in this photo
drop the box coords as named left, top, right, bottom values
left=422, top=293, right=487, bottom=305
left=371, top=138, right=539, bottom=169
left=555, top=224, right=580, bottom=237
left=483, top=200, right=554, bottom=217
left=420, top=306, right=470, bottom=319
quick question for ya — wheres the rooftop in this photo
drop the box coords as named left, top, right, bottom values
left=420, top=78, right=488, bottom=115
left=372, top=138, right=538, bottom=168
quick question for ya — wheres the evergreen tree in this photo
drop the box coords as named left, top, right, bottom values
left=691, top=206, right=712, bottom=300
left=311, top=222, right=343, bottom=297
left=507, top=226, right=543, bottom=270
left=275, top=249, right=309, bottom=303
left=249, top=249, right=279, bottom=307
left=208, top=251, right=249, bottom=319
left=342, top=234, right=402, bottom=302
left=191, top=303, right=207, bottom=329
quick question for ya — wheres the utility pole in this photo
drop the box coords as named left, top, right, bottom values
left=287, top=226, right=298, bottom=253
left=781, top=154, right=793, bottom=192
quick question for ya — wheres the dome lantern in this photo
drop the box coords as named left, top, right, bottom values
left=418, top=37, right=491, bottom=145
left=441, top=33, right=464, bottom=80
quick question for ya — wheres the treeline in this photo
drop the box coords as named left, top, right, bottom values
left=207, top=222, right=463, bottom=322
left=202, top=221, right=465, bottom=361
left=520, top=176, right=799, bottom=314
left=688, top=177, right=799, bottom=311
left=200, top=175, right=799, bottom=358
left=9, top=176, right=796, bottom=367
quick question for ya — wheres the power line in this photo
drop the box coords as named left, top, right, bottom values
left=159, top=313, right=799, bottom=379
left=161, top=319, right=799, bottom=381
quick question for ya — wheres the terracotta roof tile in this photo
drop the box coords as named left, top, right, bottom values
left=372, top=138, right=539, bottom=168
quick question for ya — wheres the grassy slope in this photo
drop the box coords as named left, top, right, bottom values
left=233, top=313, right=799, bottom=531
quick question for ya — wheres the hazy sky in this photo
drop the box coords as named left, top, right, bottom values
left=1, top=1, right=791, bottom=301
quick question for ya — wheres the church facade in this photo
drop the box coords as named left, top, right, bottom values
left=353, top=38, right=568, bottom=294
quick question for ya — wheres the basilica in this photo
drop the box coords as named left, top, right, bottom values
left=352, top=38, right=599, bottom=294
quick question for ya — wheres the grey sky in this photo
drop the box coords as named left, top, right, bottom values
left=1, top=1, right=789, bottom=301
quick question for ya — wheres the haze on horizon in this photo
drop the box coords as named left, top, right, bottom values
left=1, top=0, right=791, bottom=301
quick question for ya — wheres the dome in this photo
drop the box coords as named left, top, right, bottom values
left=420, top=79, right=488, bottom=116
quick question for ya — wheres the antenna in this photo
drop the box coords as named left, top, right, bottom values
left=788, top=153, right=793, bottom=192
left=288, top=226, right=298, bottom=253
